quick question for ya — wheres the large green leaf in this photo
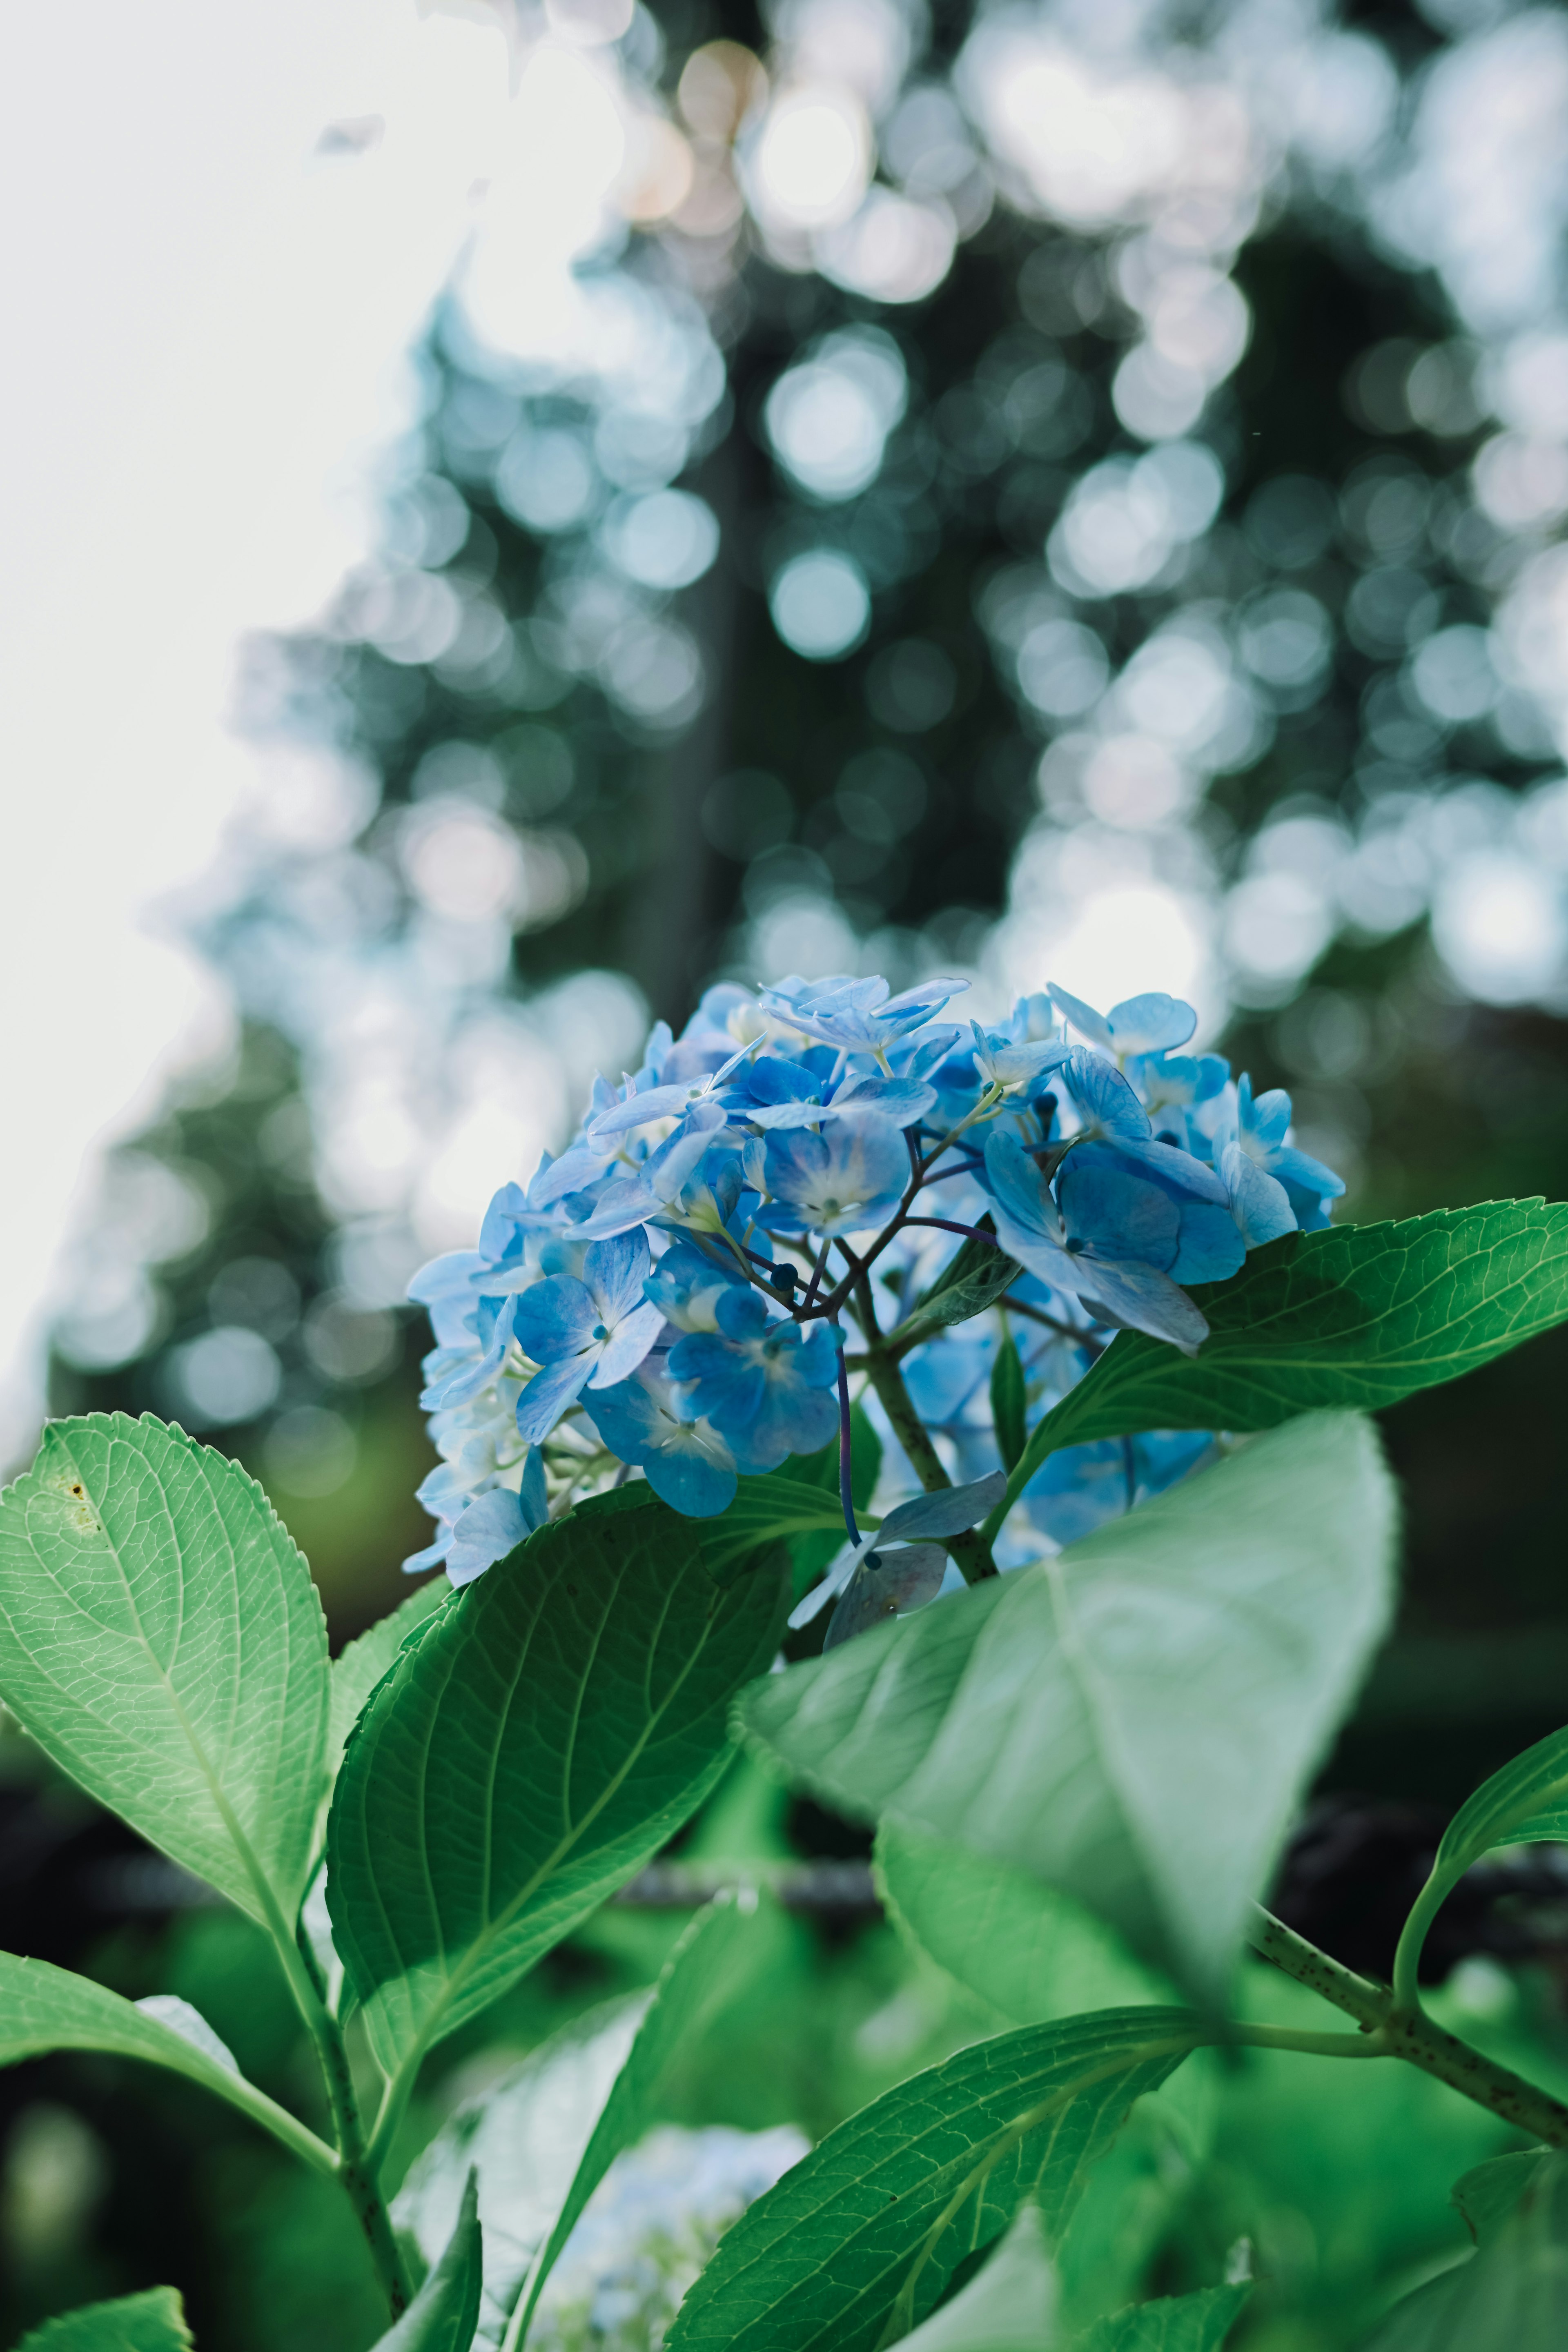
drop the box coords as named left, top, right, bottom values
left=0, top=1951, right=331, bottom=2172
left=876, top=1822, right=1167, bottom=2027
left=328, top=1487, right=785, bottom=2078
left=744, top=1413, right=1396, bottom=2002
left=396, top=1995, right=647, bottom=2352
left=665, top=2008, right=1198, bottom=2352
left=16, top=2290, right=192, bottom=2352
left=896, top=2205, right=1059, bottom=2350
left=511, top=1888, right=764, bottom=2344
left=329, top=1581, right=450, bottom=1780
left=1364, top=2152, right=1568, bottom=2349
left=376, top=2172, right=483, bottom=2352
left=0, top=1414, right=329, bottom=1927
left=1076, top=2286, right=1249, bottom=2352
left=989, top=1203, right=1568, bottom=1536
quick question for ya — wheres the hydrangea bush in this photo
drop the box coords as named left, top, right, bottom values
left=6, top=967, right=1568, bottom=2351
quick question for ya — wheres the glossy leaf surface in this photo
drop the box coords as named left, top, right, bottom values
left=666, top=2009, right=1196, bottom=2352
left=329, top=1487, right=785, bottom=2075
left=995, top=1203, right=1568, bottom=1528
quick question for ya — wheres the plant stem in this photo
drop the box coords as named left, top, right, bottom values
left=279, top=1921, right=411, bottom=2316
left=856, top=1290, right=997, bottom=1582
left=1249, top=1907, right=1568, bottom=2148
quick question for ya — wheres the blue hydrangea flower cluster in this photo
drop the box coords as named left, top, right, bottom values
left=405, top=972, right=1343, bottom=1607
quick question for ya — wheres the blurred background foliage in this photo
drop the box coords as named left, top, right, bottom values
left=12, top=0, right=1568, bottom=2340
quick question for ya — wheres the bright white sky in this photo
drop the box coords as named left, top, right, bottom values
left=0, top=0, right=519, bottom=1452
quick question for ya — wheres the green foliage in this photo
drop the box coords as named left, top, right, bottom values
left=0, top=1413, right=330, bottom=1927
left=1451, top=2149, right=1548, bottom=2244
left=989, top=1338, right=1027, bottom=1474
left=1075, top=2286, right=1249, bottom=2351
left=327, top=1485, right=786, bottom=2078
left=876, top=1822, right=1168, bottom=2025
left=396, top=1996, right=647, bottom=2352
left=375, top=2173, right=483, bottom=2352
left=900, top=1227, right=1021, bottom=1346
left=664, top=2009, right=1198, bottom=2352
left=700, top=1413, right=880, bottom=1591
left=1363, top=2153, right=1568, bottom=2348
left=511, top=1890, right=765, bottom=2345
left=16, top=2290, right=192, bottom=2352
left=0, top=1949, right=328, bottom=2169
left=896, top=2205, right=1058, bottom=2350
left=995, top=1204, right=1568, bottom=1524
left=1430, top=1723, right=1568, bottom=1879
left=329, top=1581, right=451, bottom=1781
left=744, top=1414, right=1396, bottom=2002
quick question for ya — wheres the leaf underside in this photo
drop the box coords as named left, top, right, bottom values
left=744, top=1413, right=1397, bottom=2003
left=0, top=1414, right=329, bottom=1926
left=0, top=1949, right=260, bottom=2105
left=16, top=2289, right=193, bottom=2352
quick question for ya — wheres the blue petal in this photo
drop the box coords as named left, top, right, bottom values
left=583, top=1230, right=652, bottom=1321
left=515, top=1354, right=595, bottom=1443
left=824, top=1543, right=949, bottom=1649
left=1061, top=1256, right=1208, bottom=1356
left=1223, top=1145, right=1296, bottom=1248
left=1064, top=1049, right=1152, bottom=1141
left=1047, top=984, right=1116, bottom=1054
left=514, top=1274, right=599, bottom=1366
left=1058, top=1158, right=1180, bottom=1269
left=982, top=1130, right=1064, bottom=1247
left=445, top=1490, right=529, bottom=1587
left=589, top=1300, right=665, bottom=1387
left=1168, top=1200, right=1247, bottom=1285
left=1107, top=993, right=1197, bottom=1056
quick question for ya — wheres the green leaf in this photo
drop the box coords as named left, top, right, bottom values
left=1452, top=2150, right=1549, bottom=2246
left=0, top=1951, right=332, bottom=2174
left=16, top=2290, right=192, bottom=2352
left=512, top=1887, right=764, bottom=2344
left=328, top=1486, right=785, bottom=2080
left=329, top=1581, right=451, bottom=1779
left=1430, top=1724, right=1568, bottom=1884
left=376, top=2171, right=483, bottom=2352
left=0, top=1414, right=329, bottom=1927
left=900, top=1224, right=1021, bottom=1345
left=743, top=1413, right=1396, bottom=2002
left=992, top=1203, right=1568, bottom=1535
left=876, top=1821, right=1166, bottom=2026
left=897, top=2205, right=1060, bottom=2350
left=665, top=2007, right=1198, bottom=2352
left=1364, top=2151, right=1568, bottom=2349
left=990, top=1338, right=1027, bottom=1475
left=875, top=1824, right=1215, bottom=2163
left=396, top=1995, right=648, bottom=2352
left=1075, top=2285, right=1250, bottom=2352
left=699, top=1476, right=854, bottom=1585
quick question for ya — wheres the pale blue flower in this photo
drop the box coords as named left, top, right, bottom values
left=758, top=972, right=967, bottom=1055
left=755, top=1113, right=909, bottom=1236
left=982, top=1130, right=1209, bottom=1355
left=1048, top=985, right=1198, bottom=1060
left=1061, top=1048, right=1229, bottom=1205
left=582, top=1359, right=742, bottom=1517
left=666, top=1290, right=838, bottom=1469
left=790, top=1471, right=1007, bottom=1638
left=514, top=1232, right=665, bottom=1443
left=404, top=1444, right=549, bottom=1586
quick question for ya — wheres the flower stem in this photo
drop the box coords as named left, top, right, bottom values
left=856, top=1288, right=997, bottom=1583
left=285, top=1919, right=410, bottom=2316
left=835, top=1337, right=861, bottom=1548
left=1249, top=1906, right=1568, bottom=2147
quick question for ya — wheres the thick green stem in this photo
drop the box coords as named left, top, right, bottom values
left=859, top=1341, right=997, bottom=1582
left=280, top=1922, right=410, bottom=2317
left=1250, top=1907, right=1568, bottom=2148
